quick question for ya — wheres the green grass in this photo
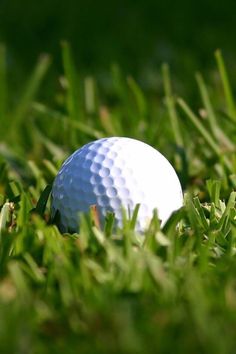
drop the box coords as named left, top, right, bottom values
left=1, top=44, right=236, bottom=354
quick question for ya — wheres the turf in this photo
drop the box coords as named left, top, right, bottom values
left=0, top=44, right=236, bottom=354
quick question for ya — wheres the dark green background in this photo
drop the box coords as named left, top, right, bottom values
left=1, top=0, right=235, bottom=76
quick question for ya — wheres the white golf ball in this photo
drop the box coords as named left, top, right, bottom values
left=51, top=137, right=183, bottom=232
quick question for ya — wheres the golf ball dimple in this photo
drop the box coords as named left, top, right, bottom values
left=51, top=137, right=183, bottom=233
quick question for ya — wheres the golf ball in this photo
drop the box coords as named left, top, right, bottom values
left=51, top=137, right=183, bottom=232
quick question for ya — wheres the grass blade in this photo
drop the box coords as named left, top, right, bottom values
left=127, top=76, right=147, bottom=118
left=196, top=72, right=217, bottom=135
left=84, top=76, right=96, bottom=114
left=162, top=63, right=183, bottom=147
left=42, top=160, right=58, bottom=177
left=33, top=185, right=52, bottom=217
left=130, top=203, right=140, bottom=231
left=61, top=41, right=80, bottom=146
left=99, top=106, right=118, bottom=136
left=0, top=43, right=7, bottom=130
left=111, top=63, right=128, bottom=102
left=215, top=49, right=236, bottom=120
left=206, top=180, right=221, bottom=207
left=193, top=197, right=209, bottom=230
left=8, top=261, right=30, bottom=299
left=11, top=54, right=50, bottom=134
left=178, top=98, right=232, bottom=170
left=196, top=72, right=234, bottom=150
left=104, top=212, right=115, bottom=237
left=32, top=102, right=103, bottom=140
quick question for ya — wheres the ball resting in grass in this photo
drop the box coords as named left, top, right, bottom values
left=51, top=137, right=183, bottom=233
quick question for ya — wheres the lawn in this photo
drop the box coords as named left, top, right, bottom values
left=0, top=42, right=236, bottom=354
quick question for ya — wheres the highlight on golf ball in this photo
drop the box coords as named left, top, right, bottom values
left=51, top=137, right=183, bottom=232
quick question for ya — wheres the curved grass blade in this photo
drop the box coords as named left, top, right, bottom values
left=178, top=98, right=232, bottom=171
left=0, top=44, right=7, bottom=134
left=32, top=185, right=52, bottom=217
left=215, top=50, right=236, bottom=120
left=11, top=54, right=50, bottom=135
left=162, top=63, right=184, bottom=147
left=127, top=76, right=147, bottom=118
left=61, top=41, right=80, bottom=146
left=32, top=102, right=103, bottom=140
left=196, top=72, right=234, bottom=150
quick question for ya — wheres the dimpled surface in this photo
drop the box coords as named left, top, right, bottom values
left=51, top=137, right=183, bottom=232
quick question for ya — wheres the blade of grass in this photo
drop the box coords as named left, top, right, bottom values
left=99, top=106, right=118, bottom=136
left=218, top=191, right=236, bottom=229
left=90, top=205, right=101, bottom=229
left=84, top=76, right=96, bottom=114
left=229, top=174, right=236, bottom=188
left=8, top=261, right=30, bottom=299
left=11, top=54, right=50, bottom=134
left=193, top=197, right=209, bottom=230
left=130, top=203, right=140, bottom=231
left=61, top=41, right=80, bottom=146
left=185, top=193, right=205, bottom=235
left=215, top=49, right=236, bottom=120
left=0, top=44, right=7, bottom=131
left=127, top=76, right=147, bottom=118
left=162, top=63, right=184, bottom=147
left=206, top=180, right=221, bottom=207
left=104, top=212, right=115, bottom=238
left=29, top=120, right=66, bottom=160
left=196, top=72, right=217, bottom=131
left=27, top=160, right=46, bottom=191
left=17, top=192, right=32, bottom=230
left=32, top=102, right=103, bottom=139
left=111, top=63, right=128, bottom=102
left=178, top=98, right=232, bottom=170
left=23, top=253, right=45, bottom=283
left=32, top=185, right=52, bottom=217
left=196, top=72, right=234, bottom=150
left=42, top=160, right=58, bottom=177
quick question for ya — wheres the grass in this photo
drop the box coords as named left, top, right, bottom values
left=0, top=43, right=236, bottom=354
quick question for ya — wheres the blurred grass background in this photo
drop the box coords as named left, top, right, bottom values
left=1, top=0, right=236, bottom=92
